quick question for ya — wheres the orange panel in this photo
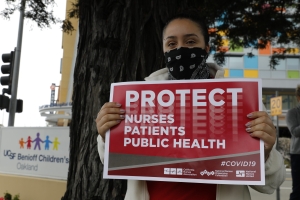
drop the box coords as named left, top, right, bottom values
left=275, top=7, right=286, bottom=12
left=208, top=28, right=217, bottom=34
left=272, top=48, right=285, bottom=54
left=217, top=47, right=229, bottom=52
left=258, top=41, right=271, bottom=55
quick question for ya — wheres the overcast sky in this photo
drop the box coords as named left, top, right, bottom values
left=0, top=1, right=67, bottom=127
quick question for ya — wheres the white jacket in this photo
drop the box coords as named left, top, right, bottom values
left=97, top=63, right=286, bottom=200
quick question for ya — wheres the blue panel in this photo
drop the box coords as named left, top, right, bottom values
left=230, top=69, right=243, bottom=77
left=244, top=55, right=258, bottom=69
left=248, top=39, right=258, bottom=47
left=215, top=20, right=223, bottom=26
left=277, top=32, right=281, bottom=37
left=215, top=12, right=226, bottom=26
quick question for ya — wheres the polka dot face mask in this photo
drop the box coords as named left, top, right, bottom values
left=164, top=47, right=209, bottom=80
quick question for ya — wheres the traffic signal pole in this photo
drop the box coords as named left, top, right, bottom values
left=8, top=0, right=25, bottom=126
left=275, top=90, right=280, bottom=200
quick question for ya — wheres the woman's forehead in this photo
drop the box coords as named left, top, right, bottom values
left=163, top=18, right=203, bottom=39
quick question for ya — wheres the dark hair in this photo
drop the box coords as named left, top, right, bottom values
left=297, top=85, right=300, bottom=97
left=162, top=9, right=209, bottom=46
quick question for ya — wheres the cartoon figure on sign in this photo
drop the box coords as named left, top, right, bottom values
left=44, top=135, right=53, bottom=150
left=32, top=132, right=44, bottom=150
left=53, top=137, right=60, bottom=150
left=19, top=138, right=26, bottom=149
left=26, top=136, right=32, bottom=149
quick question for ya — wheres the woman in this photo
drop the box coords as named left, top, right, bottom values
left=96, top=10, right=286, bottom=200
left=286, top=85, right=300, bottom=200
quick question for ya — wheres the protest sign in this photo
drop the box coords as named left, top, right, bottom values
left=104, top=79, right=264, bottom=185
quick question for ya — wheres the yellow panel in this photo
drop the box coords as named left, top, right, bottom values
left=218, top=30, right=226, bottom=36
left=224, top=69, right=229, bottom=77
left=244, top=70, right=258, bottom=78
left=287, top=48, right=299, bottom=54
left=222, top=39, right=229, bottom=47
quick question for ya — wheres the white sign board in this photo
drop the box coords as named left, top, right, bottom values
left=0, top=127, right=69, bottom=180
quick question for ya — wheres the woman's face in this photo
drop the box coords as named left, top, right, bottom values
left=163, top=18, right=209, bottom=53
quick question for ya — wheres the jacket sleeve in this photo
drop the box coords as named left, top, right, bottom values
left=249, top=145, right=286, bottom=194
left=286, top=108, right=300, bottom=137
left=97, top=135, right=105, bottom=164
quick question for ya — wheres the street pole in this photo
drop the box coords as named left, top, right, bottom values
left=8, top=0, right=26, bottom=126
left=275, top=90, right=280, bottom=200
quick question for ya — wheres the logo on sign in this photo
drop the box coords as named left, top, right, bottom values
left=170, top=168, right=177, bottom=175
left=236, top=170, right=245, bottom=177
left=200, top=170, right=214, bottom=176
left=164, top=168, right=170, bottom=175
left=3, top=150, right=16, bottom=159
left=19, top=132, right=61, bottom=151
left=164, top=168, right=183, bottom=175
left=177, top=168, right=182, bottom=175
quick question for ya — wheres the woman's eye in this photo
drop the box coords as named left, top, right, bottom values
left=168, top=42, right=176, bottom=47
left=187, top=40, right=196, bottom=44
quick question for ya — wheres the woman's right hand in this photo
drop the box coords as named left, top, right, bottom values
left=95, top=102, right=125, bottom=142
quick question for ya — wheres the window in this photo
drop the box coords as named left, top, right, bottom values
left=271, top=70, right=286, bottom=78
left=244, top=55, right=258, bottom=69
left=258, top=56, right=271, bottom=69
left=228, top=56, right=243, bottom=68
left=259, top=70, right=271, bottom=78
left=286, top=58, right=299, bottom=70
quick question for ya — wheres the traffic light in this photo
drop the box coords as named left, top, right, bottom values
left=0, top=95, right=10, bottom=110
left=1, top=50, right=15, bottom=95
left=16, top=99, right=23, bottom=113
left=0, top=95, right=23, bottom=113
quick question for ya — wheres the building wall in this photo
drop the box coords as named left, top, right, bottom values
left=208, top=42, right=299, bottom=81
left=57, top=0, right=79, bottom=126
left=207, top=36, right=299, bottom=130
left=59, top=1, right=78, bottom=104
left=0, top=174, right=66, bottom=200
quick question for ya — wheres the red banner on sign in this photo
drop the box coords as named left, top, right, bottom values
left=104, top=79, right=264, bottom=185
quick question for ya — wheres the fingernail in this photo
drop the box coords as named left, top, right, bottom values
left=247, top=113, right=253, bottom=118
left=120, top=109, right=125, bottom=113
left=116, top=103, right=122, bottom=107
left=120, top=115, right=125, bottom=119
left=116, top=120, right=121, bottom=123
left=245, top=122, right=251, bottom=127
left=246, top=128, right=252, bottom=132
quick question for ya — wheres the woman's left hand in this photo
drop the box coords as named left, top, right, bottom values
left=245, top=111, right=276, bottom=162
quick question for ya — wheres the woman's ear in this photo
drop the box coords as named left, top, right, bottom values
left=205, top=45, right=210, bottom=53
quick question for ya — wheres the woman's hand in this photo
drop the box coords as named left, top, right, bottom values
left=245, top=111, right=276, bottom=162
left=95, top=102, right=125, bottom=142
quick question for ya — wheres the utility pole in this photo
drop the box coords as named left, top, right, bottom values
left=8, top=0, right=26, bottom=126
left=275, top=90, right=280, bottom=200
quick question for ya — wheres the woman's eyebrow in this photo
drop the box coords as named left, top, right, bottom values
left=164, top=33, right=199, bottom=41
left=183, top=33, right=199, bottom=38
left=164, top=36, right=176, bottom=41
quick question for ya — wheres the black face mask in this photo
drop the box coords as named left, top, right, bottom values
left=164, top=47, right=209, bottom=80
